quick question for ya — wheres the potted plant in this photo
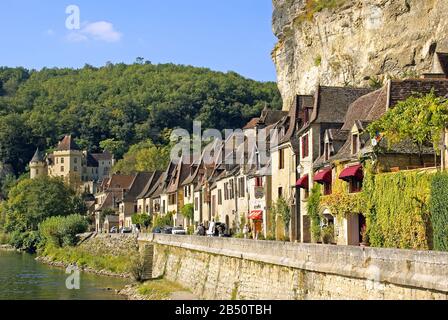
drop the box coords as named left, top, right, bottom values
left=321, top=224, right=334, bottom=244
left=360, top=225, right=370, bottom=247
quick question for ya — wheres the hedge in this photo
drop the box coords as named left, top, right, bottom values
left=430, top=173, right=448, bottom=251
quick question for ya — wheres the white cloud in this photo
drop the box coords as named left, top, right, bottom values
left=66, top=21, right=123, bottom=43
left=46, top=29, right=55, bottom=36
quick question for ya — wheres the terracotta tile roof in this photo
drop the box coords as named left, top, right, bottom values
left=56, top=135, right=79, bottom=151
left=106, top=174, right=135, bottom=190
left=243, top=118, right=260, bottom=130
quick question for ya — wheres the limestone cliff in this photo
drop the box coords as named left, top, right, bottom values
left=272, top=0, right=448, bottom=109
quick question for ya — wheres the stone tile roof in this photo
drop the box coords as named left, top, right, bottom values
left=123, top=172, right=154, bottom=202
left=31, top=148, right=45, bottom=162
left=388, top=79, right=448, bottom=108
left=341, top=89, right=384, bottom=131
left=311, top=86, right=373, bottom=125
left=91, top=151, right=113, bottom=161
left=137, top=171, right=164, bottom=200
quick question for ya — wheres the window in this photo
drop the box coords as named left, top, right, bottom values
left=218, top=189, right=223, bottom=205
left=61, top=158, right=64, bottom=164
left=36, top=169, right=39, bottom=175
left=224, top=183, right=229, bottom=200
left=349, top=179, right=363, bottom=193
left=60, top=166, right=64, bottom=172
left=255, top=177, right=263, bottom=187
left=302, top=134, right=309, bottom=158
left=238, top=177, right=245, bottom=198
left=169, top=194, right=177, bottom=205
left=194, top=197, right=199, bottom=211
left=56, top=158, right=58, bottom=164
left=162, top=200, right=166, bottom=213
left=352, top=134, right=359, bottom=154
left=230, top=179, right=235, bottom=199
left=138, top=205, right=142, bottom=213
left=74, top=166, right=78, bottom=172
left=74, top=158, right=78, bottom=164
left=278, top=187, right=283, bottom=198
left=304, top=107, right=311, bottom=124
left=279, top=149, right=285, bottom=169
left=146, top=205, right=149, bottom=213
left=134, top=205, right=138, bottom=213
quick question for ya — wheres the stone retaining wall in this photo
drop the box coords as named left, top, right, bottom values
left=78, top=233, right=139, bottom=257
left=138, top=234, right=448, bottom=300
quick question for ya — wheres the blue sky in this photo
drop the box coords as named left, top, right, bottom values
left=0, top=1, right=278, bottom=81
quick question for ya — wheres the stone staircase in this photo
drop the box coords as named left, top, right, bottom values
left=139, top=243, right=154, bottom=281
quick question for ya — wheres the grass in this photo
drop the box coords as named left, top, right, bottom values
left=41, top=245, right=131, bottom=274
left=138, top=279, right=187, bottom=300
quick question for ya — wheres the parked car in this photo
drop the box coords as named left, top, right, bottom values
left=121, top=227, right=132, bottom=234
left=110, top=226, right=118, bottom=234
left=152, top=227, right=162, bottom=234
left=172, top=226, right=187, bottom=235
left=162, top=226, right=173, bottom=234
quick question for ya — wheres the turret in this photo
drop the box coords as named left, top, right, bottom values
left=29, top=148, right=48, bottom=179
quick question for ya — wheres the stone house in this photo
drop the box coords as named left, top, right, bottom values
left=314, top=77, right=448, bottom=246
left=94, top=174, right=135, bottom=233
left=118, top=172, right=153, bottom=229
left=136, top=171, right=163, bottom=216
left=294, top=86, right=373, bottom=242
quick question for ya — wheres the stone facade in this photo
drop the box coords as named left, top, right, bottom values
left=140, top=234, right=448, bottom=300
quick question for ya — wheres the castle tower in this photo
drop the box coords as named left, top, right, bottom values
left=49, top=135, right=83, bottom=185
left=29, top=148, right=47, bottom=179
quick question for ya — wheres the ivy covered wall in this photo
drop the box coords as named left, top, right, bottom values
left=363, top=170, right=434, bottom=250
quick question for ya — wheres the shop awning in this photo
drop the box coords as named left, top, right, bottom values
left=339, top=164, right=363, bottom=181
left=249, top=210, right=263, bottom=220
left=314, top=168, right=332, bottom=184
left=296, top=174, right=309, bottom=189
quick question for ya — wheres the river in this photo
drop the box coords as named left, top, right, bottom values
left=0, top=250, right=130, bottom=300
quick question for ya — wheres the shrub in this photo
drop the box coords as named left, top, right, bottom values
left=132, top=213, right=152, bottom=230
left=0, top=231, right=10, bottom=245
left=130, top=255, right=146, bottom=283
left=321, top=224, right=334, bottom=244
left=430, top=173, right=448, bottom=251
left=39, top=214, right=88, bottom=248
left=9, top=230, right=41, bottom=253
left=181, top=204, right=194, bottom=225
left=153, top=211, right=173, bottom=228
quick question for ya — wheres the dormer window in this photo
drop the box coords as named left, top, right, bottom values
left=352, top=134, right=359, bottom=155
left=304, top=107, right=312, bottom=124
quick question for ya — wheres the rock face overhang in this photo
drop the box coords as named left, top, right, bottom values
left=272, top=0, right=448, bottom=110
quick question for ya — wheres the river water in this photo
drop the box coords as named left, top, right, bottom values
left=0, top=250, right=129, bottom=300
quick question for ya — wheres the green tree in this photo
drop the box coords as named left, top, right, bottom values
left=3, top=177, right=86, bottom=232
left=181, top=204, right=194, bottom=225
left=100, top=138, right=126, bottom=159
left=367, top=91, right=448, bottom=163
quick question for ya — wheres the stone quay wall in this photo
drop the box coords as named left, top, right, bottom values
left=138, top=234, right=448, bottom=300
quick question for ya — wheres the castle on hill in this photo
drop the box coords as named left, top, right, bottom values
left=29, top=135, right=114, bottom=194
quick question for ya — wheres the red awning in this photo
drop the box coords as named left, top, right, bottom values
left=339, top=164, right=364, bottom=181
left=296, top=174, right=309, bottom=189
left=249, top=210, right=263, bottom=220
left=314, top=168, right=332, bottom=184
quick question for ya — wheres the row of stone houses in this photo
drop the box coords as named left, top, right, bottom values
left=94, top=53, right=448, bottom=244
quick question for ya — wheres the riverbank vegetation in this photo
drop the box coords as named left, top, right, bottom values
left=137, top=279, right=189, bottom=300
left=41, top=245, right=131, bottom=275
left=0, top=176, right=87, bottom=252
